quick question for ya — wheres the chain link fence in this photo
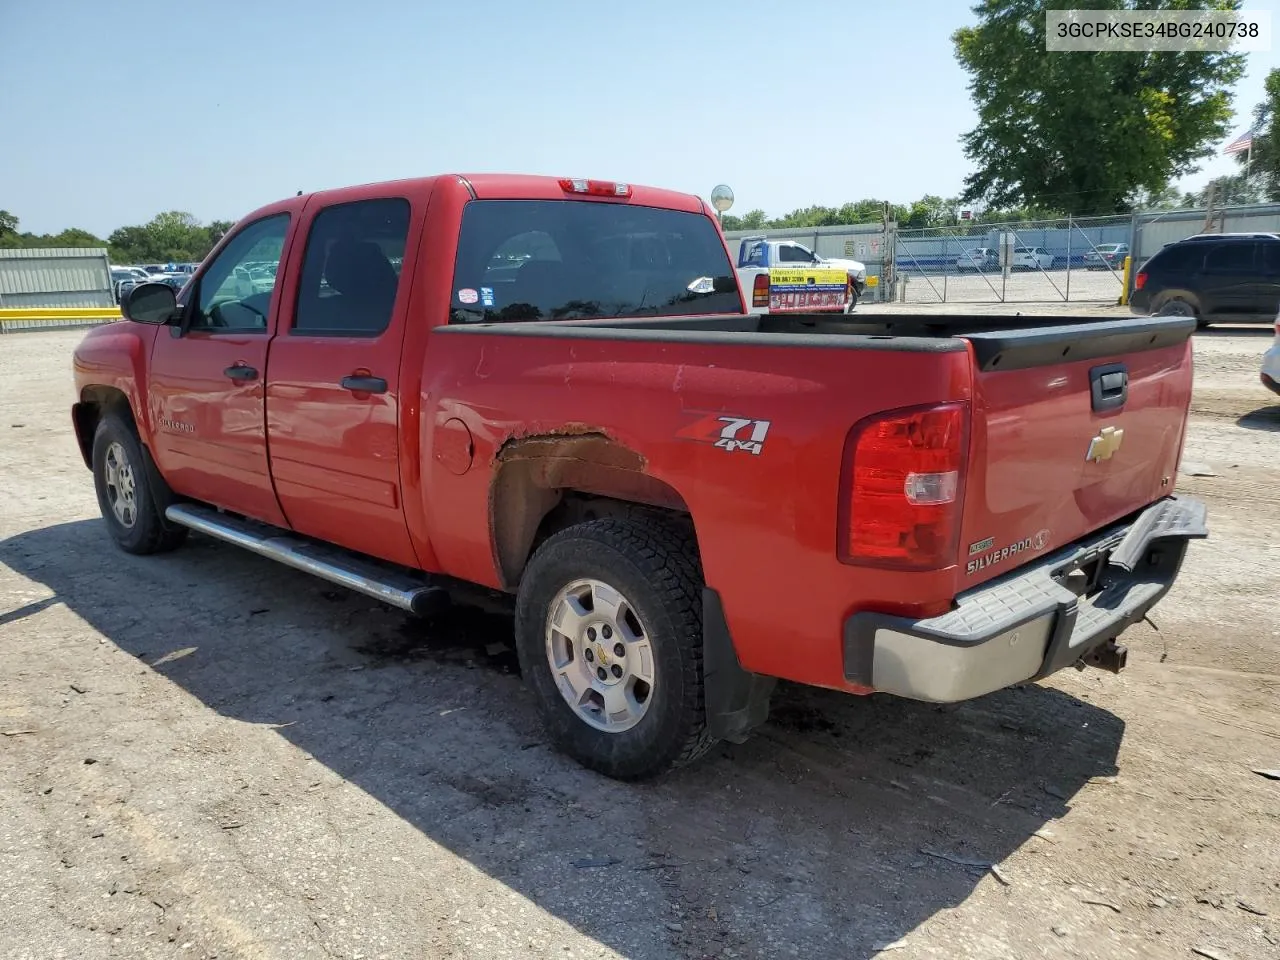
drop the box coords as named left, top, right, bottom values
left=722, top=202, right=1280, bottom=307
left=890, top=216, right=1133, bottom=304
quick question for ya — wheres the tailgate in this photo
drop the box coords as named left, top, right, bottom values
left=955, top=316, right=1196, bottom=589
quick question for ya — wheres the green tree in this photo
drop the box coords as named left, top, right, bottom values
left=1235, top=67, right=1280, bottom=200
left=1192, top=171, right=1263, bottom=205
left=50, top=228, right=104, bottom=247
left=953, top=0, right=1246, bottom=215
left=205, top=219, right=234, bottom=249
left=0, top=210, right=18, bottom=237
left=1130, top=184, right=1187, bottom=210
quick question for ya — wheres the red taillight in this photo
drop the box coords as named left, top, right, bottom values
left=839, top=402, right=969, bottom=570
left=559, top=178, right=632, bottom=198
left=1134, top=271, right=1147, bottom=290
left=752, top=273, right=770, bottom=308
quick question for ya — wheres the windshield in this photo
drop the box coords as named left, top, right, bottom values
left=450, top=200, right=739, bottom=323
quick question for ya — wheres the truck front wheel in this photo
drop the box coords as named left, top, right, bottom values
left=514, top=517, right=715, bottom=780
left=91, top=414, right=188, bottom=555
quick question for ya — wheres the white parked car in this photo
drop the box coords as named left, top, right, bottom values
left=1011, top=246, right=1056, bottom=271
left=955, top=247, right=998, bottom=272
left=1262, top=309, right=1280, bottom=395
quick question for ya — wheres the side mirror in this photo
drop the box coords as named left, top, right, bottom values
left=121, top=281, right=178, bottom=325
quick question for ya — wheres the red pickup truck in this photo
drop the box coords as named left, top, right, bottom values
left=72, top=173, right=1207, bottom=780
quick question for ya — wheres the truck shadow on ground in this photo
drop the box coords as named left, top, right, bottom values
left=2, top=520, right=1124, bottom=959
left=1237, top=404, right=1280, bottom=432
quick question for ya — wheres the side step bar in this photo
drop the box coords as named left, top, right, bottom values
left=165, top=504, right=449, bottom=616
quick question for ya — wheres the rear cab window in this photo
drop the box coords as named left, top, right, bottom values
left=449, top=200, right=740, bottom=323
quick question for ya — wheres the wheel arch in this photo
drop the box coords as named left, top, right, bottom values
left=1151, top=288, right=1202, bottom=315
left=73, top=385, right=136, bottom=469
left=488, top=431, right=694, bottom=592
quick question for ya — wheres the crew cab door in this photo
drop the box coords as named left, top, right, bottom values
left=148, top=211, right=296, bottom=526
left=263, top=189, right=423, bottom=567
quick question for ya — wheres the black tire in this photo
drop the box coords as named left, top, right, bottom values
left=1154, top=295, right=1206, bottom=328
left=91, top=413, right=188, bottom=555
left=514, top=516, right=715, bottom=780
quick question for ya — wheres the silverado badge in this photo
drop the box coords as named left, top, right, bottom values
left=1086, top=425, right=1124, bottom=462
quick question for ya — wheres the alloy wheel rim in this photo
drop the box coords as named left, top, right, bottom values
left=544, top=578, right=655, bottom=733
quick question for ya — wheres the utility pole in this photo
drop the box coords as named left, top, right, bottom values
left=1200, top=181, right=1221, bottom=234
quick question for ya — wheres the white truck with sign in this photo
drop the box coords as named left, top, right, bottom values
left=734, top=236, right=868, bottom=315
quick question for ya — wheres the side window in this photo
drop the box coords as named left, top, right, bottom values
left=1150, top=244, right=1202, bottom=274
left=191, top=214, right=289, bottom=331
left=293, top=198, right=410, bottom=336
left=1263, top=243, right=1280, bottom=272
left=777, top=244, right=813, bottom=264
left=1203, top=242, right=1255, bottom=273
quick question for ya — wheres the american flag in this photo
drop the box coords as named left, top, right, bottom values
left=1224, top=128, right=1255, bottom=156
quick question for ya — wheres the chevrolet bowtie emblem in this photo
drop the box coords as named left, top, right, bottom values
left=1086, top=425, right=1124, bottom=462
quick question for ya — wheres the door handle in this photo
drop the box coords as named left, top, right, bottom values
left=340, top=375, right=388, bottom=394
left=224, top=364, right=259, bottom=382
left=1089, top=362, right=1128, bottom=412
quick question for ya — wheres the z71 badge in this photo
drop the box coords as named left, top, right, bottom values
left=676, top=413, right=772, bottom=456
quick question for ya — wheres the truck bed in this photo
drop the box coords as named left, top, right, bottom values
left=440, top=311, right=1196, bottom=360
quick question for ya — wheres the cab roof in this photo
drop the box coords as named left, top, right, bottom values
left=294, top=173, right=708, bottom=215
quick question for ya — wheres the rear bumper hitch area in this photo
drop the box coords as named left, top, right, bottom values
left=1081, top=639, right=1127, bottom=674
left=842, top=495, right=1207, bottom=703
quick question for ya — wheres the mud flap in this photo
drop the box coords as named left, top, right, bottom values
left=702, top=587, right=776, bottom=744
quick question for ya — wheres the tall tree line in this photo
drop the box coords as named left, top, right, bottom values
left=0, top=210, right=233, bottom=265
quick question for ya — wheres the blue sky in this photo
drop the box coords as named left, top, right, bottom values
left=1, top=0, right=1276, bottom=235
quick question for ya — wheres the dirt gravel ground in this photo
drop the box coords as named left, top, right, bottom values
left=1, top=320, right=1278, bottom=960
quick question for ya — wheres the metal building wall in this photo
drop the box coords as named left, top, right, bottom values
left=0, top=247, right=114, bottom=308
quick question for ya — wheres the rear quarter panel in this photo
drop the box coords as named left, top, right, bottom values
left=417, top=327, right=972, bottom=691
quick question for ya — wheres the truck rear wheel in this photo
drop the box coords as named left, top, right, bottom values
left=514, top=517, right=715, bottom=780
left=91, top=414, right=188, bottom=555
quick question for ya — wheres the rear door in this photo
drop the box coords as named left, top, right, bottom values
left=263, top=187, right=426, bottom=567
left=1198, top=240, right=1257, bottom=317
left=955, top=319, right=1195, bottom=589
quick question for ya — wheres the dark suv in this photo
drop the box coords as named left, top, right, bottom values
left=1130, top=232, right=1280, bottom=327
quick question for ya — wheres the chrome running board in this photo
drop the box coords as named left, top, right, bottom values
left=165, top=503, right=448, bottom=616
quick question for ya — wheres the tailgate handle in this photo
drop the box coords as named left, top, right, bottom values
left=1090, top=363, right=1128, bottom=412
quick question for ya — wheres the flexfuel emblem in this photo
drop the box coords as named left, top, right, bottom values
left=1086, top=425, right=1124, bottom=462
left=966, top=529, right=1051, bottom=575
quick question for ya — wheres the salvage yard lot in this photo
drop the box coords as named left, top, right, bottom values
left=1, top=319, right=1278, bottom=960
left=897, top=266, right=1125, bottom=304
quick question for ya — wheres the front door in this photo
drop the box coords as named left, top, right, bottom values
left=149, top=211, right=295, bottom=526
left=263, top=190, right=422, bottom=567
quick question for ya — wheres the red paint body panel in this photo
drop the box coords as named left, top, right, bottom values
left=419, top=329, right=974, bottom=691
left=149, top=329, right=286, bottom=526
left=72, top=173, right=1195, bottom=696
left=956, top=338, right=1193, bottom=590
